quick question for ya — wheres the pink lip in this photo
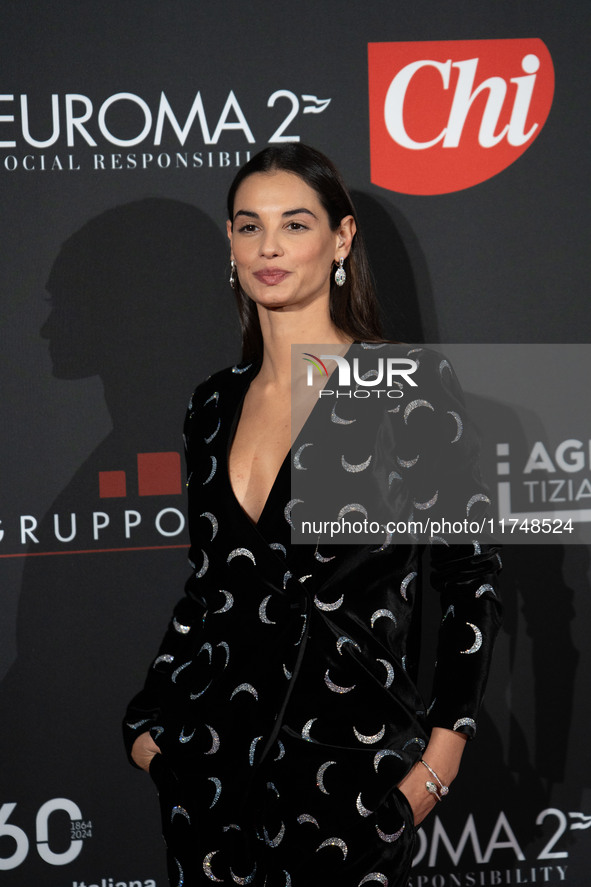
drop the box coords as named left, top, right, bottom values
left=253, top=269, right=290, bottom=285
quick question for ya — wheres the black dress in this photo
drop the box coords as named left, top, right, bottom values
left=124, top=345, right=503, bottom=887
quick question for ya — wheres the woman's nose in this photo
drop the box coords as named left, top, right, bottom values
left=260, top=230, right=283, bottom=258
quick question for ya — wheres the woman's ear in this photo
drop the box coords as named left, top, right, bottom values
left=334, top=215, right=356, bottom=262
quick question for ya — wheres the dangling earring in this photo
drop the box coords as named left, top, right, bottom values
left=229, top=259, right=236, bottom=288
left=334, top=257, right=346, bottom=287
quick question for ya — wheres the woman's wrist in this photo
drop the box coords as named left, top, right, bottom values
left=420, top=759, right=449, bottom=801
left=420, top=755, right=457, bottom=788
left=418, top=726, right=468, bottom=787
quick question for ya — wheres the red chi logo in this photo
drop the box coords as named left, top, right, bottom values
left=368, top=39, right=554, bottom=195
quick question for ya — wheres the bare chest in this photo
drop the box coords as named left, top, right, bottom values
left=228, top=391, right=291, bottom=525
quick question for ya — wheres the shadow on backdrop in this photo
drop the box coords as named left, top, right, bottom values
left=0, top=199, right=239, bottom=884
left=42, top=197, right=238, bottom=438
left=413, top=392, right=584, bottom=868
left=352, top=190, right=436, bottom=343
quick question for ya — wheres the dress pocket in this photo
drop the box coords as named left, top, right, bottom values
left=391, top=785, right=417, bottom=831
left=148, top=750, right=179, bottom=792
left=148, top=751, right=164, bottom=784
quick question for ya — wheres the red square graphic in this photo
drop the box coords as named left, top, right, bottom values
left=137, top=452, right=181, bottom=496
left=99, top=470, right=127, bottom=498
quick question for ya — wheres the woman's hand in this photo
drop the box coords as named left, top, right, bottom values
left=397, top=727, right=468, bottom=826
left=131, top=731, right=161, bottom=772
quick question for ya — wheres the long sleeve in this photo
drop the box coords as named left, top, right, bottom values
left=122, top=384, right=208, bottom=766
left=393, top=348, right=503, bottom=738
left=122, top=589, right=207, bottom=766
left=427, top=542, right=502, bottom=738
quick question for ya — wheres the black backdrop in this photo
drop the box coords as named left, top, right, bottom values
left=1, top=2, right=589, bottom=885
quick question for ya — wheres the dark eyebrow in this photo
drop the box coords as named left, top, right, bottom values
left=233, top=208, right=318, bottom=221
left=283, top=208, right=318, bottom=219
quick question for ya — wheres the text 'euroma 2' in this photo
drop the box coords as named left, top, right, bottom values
left=0, top=89, right=330, bottom=149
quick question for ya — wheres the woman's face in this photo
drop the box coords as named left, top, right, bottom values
left=227, top=170, right=354, bottom=313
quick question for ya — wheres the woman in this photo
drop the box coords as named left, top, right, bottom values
left=124, top=144, right=502, bottom=886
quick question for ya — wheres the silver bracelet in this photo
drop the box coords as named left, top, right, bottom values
left=425, top=780, right=443, bottom=801
left=420, top=759, right=449, bottom=799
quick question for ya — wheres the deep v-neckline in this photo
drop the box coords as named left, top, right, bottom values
left=225, top=344, right=355, bottom=532
left=226, top=364, right=291, bottom=531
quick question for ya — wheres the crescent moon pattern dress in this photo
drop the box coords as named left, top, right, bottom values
left=124, top=346, right=502, bottom=887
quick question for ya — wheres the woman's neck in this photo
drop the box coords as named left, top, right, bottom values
left=255, top=300, right=351, bottom=390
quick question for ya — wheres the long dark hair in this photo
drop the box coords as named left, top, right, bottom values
left=226, top=144, right=384, bottom=362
